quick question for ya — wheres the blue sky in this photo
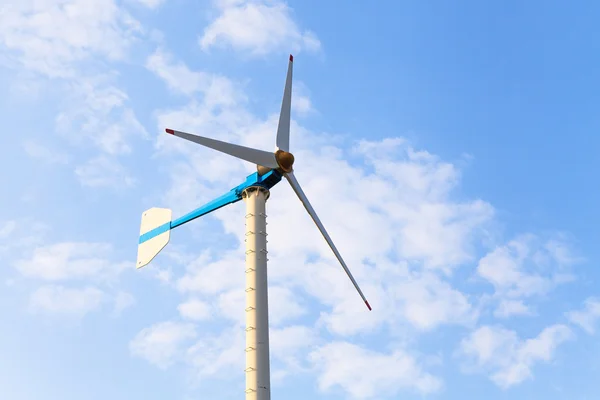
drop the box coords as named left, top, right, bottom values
left=1, top=0, right=599, bottom=399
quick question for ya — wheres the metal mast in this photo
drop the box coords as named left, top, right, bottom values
left=243, top=186, right=271, bottom=400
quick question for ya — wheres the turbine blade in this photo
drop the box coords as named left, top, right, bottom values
left=166, top=129, right=279, bottom=169
left=285, top=171, right=372, bottom=311
left=276, top=54, right=293, bottom=152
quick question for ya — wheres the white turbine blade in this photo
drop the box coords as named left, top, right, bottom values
left=285, top=171, right=372, bottom=311
left=166, top=129, right=279, bottom=169
left=275, top=55, right=293, bottom=151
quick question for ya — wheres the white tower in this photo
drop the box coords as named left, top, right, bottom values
left=243, top=186, right=271, bottom=400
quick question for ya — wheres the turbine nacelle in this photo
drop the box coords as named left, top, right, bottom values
left=274, top=149, right=295, bottom=172
left=256, top=149, right=295, bottom=176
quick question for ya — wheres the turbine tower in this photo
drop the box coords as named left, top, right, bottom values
left=136, top=55, right=371, bottom=400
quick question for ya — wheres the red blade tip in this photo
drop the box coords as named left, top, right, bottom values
left=365, top=300, right=372, bottom=311
left=165, top=128, right=174, bottom=135
left=289, top=54, right=293, bottom=62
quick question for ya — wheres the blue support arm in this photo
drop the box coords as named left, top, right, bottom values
left=139, top=169, right=282, bottom=244
left=171, top=189, right=241, bottom=230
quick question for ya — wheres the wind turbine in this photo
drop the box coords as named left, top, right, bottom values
left=136, top=55, right=371, bottom=400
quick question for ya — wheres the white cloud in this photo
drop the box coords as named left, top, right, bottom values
left=291, top=81, right=314, bottom=115
left=75, top=156, right=136, bottom=188
left=216, top=288, right=245, bottom=324
left=292, top=93, right=312, bottom=115
left=566, top=297, right=600, bottom=334
left=477, top=234, right=577, bottom=316
left=55, top=79, right=148, bottom=156
left=6, top=227, right=133, bottom=321
left=200, top=0, right=321, bottom=55
left=61, top=78, right=146, bottom=186
left=176, top=251, right=244, bottom=295
left=268, top=286, right=308, bottom=326
left=0, top=0, right=141, bottom=78
left=23, top=140, right=69, bottom=164
left=271, top=325, right=316, bottom=358
left=0, top=1, right=147, bottom=187
left=130, top=321, right=197, bottom=369
left=154, top=268, right=173, bottom=284
left=113, top=291, right=136, bottom=316
left=132, top=0, right=166, bottom=8
left=14, top=242, right=128, bottom=281
left=353, top=139, right=494, bottom=272
left=146, top=48, right=209, bottom=96
left=494, top=299, right=533, bottom=318
left=391, top=272, right=477, bottom=332
left=305, top=267, right=477, bottom=337
left=0, top=220, right=17, bottom=239
left=178, top=298, right=212, bottom=321
left=478, top=234, right=576, bottom=297
left=187, top=327, right=245, bottom=378
left=544, top=236, right=582, bottom=266
left=29, top=285, right=105, bottom=317
left=146, top=49, right=242, bottom=105
left=270, top=325, right=317, bottom=379
left=0, top=219, right=50, bottom=256
left=309, top=342, right=442, bottom=398
left=459, top=324, right=573, bottom=388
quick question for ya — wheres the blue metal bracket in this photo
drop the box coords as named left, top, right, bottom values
left=139, top=169, right=282, bottom=244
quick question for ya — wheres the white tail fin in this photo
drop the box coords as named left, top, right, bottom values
left=137, top=207, right=172, bottom=269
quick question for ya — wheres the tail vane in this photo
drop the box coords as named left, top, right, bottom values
left=137, top=207, right=172, bottom=269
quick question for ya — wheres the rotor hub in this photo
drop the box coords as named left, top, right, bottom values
left=275, top=149, right=295, bottom=173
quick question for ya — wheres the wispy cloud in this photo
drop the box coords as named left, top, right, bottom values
left=310, top=342, right=443, bottom=397
left=477, top=234, right=578, bottom=317
left=14, top=242, right=128, bottom=282
left=29, top=285, right=106, bottom=317
left=75, top=156, right=136, bottom=188
left=200, top=0, right=321, bottom=56
left=177, top=298, right=212, bottom=321
left=1, top=0, right=147, bottom=186
left=130, top=321, right=197, bottom=369
left=23, top=140, right=69, bottom=164
left=458, top=324, right=573, bottom=388
left=0, top=0, right=141, bottom=78
left=566, top=297, right=600, bottom=334
left=131, top=0, right=167, bottom=9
